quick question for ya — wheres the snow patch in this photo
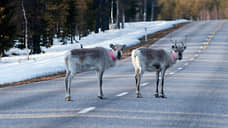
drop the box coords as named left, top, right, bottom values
left=0, top=20, right=188, bottom=85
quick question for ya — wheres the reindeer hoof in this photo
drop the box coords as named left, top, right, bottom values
left=160, top=94, right=166, bottom=98
left=65, top=96, right=71, bottom=101
left=98, top=96, right=103, bottom=99
left=154, top=93, right=159, bottom=98
left=136, top=93, right=143, bottom=98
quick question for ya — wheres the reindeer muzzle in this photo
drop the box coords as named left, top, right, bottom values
left=117, top=52, right=122, bottom=60
left=178, top=53, right=183, bottom=60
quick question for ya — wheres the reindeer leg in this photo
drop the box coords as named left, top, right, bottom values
left=136, top=70, right=143, bottom=98
left=65, top=72, right=73, bottom=101
left=155, top=71, right=160, bottom=98
left=135, top=73, right=138, bottom=85
left=97, top=71, right=104, bottom=99
left=160, top=69, right=167, bottom=98
left=65, top=72, right=69, bottom=94
left=65, top=71, right=70, bottom=101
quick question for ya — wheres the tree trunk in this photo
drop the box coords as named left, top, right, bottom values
left=21, top=0, right=29, bottom=59
left=32, top=34, right=41, bottom=54
left=151, top=0, right=154, bottom=21
left=101, top=0, right=105, bottom=31
left=70, top=34, right=73, bottom=44
left=121, top=7, right=125, bottom=29
left=49, top=36, right=53, bottom=46
left=95, top=0, right=100, bottom=33
left=144, top=0, right=147, bottom=21
left=111, top=0, right=114, bottom=24
left=116, top=0, right=120, bottom=28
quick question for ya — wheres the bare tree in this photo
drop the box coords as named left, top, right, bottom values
left=21, top=0, right=29, bottom=60
left=143, top=0, right=147, bottom=21
left=116, top=0, right=120, bottom=28
left=111, top=0, right=114, bottom=24
left=120, top=0, right=125, bottom=28
left=121, top=7, right=125, bottom=28
left=151, top=0, right=154, bottom=21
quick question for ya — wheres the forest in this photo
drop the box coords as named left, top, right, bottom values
left=0, top=0, right=228, bottom=56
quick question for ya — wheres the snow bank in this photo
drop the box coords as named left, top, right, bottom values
left=0, top=20, right=188, bottom=85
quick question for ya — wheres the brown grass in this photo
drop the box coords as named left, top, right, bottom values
left=0, top=22, right=188, bottom=88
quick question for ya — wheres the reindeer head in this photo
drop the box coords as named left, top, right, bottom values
left=171, top=42, right=187, bottom=60
left=110, top=44, right=127, bottom=60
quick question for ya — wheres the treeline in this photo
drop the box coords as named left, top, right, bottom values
left=1, top=0, right=152, bottom=55
left=158, top=0, right=228, bottom=20
left=0, top=0, right=228, bottom=56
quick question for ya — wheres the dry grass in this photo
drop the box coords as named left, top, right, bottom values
left=0, top=22, right=188, bottom=88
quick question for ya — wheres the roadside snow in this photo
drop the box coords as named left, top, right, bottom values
left=0, top=20, right=188, bottom=85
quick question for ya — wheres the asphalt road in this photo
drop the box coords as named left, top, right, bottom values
left=1, top=20, right=228, bottom=128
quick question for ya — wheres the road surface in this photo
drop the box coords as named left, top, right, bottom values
left=0, top=20, right=228, bottom=128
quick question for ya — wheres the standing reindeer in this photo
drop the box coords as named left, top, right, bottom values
left=131, top=41, right=186, bottom=98
left=64, top=44, right=126, bottom=101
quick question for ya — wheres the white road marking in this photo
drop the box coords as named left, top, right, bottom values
left=78, top=107, right=96, bottom=114
left=116, top=92, right=128, bottom=97
left=190, top=58, right=195, bottom=61
left=142, top=82, right=149, bottom=86
left=195, top=54, right=199, bottom=57
left=178, top=67, right=183, bottom=70
left=169, top=72, right=175, bottom=75
left=184, top=63, right=189, bottom=66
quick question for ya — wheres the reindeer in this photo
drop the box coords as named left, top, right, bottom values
left=64, top=44, right=126, bottom=101
left=131, top=41, right=186, bottom=98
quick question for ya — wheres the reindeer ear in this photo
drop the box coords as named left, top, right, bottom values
left=181, top=42, right=187, bottom=50
left=110, top=44, right=115, bottom=49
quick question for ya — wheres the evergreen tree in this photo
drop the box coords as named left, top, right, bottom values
left=95, top=0, right=110, bottom=33
left=122, top=0, right=138, bottom=22
left=24, top=0, right=43, bottom=54
left=85, top=0, right=96, bottom=32
left=0, top=0, right=17, bottom=56
left=2, top=0, right=228, bottom=56
left=65, top=0, right=78, bottom=44
left=44, top=0, right=68, bottom=45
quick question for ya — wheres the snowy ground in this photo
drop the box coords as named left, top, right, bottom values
left=0, top=20, right=188, bottom=85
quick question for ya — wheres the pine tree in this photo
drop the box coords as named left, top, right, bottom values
left=23, top=0, right=43, bottom=54
left=0, top=0, right=17, bottom=56
left=95, top=0, right=110, bottom=32
left=65, top=0, right=78, bottom=44
left=44, top=0, right=68, bottom=45
left=123, top=0, right=138, bottom=22
left=85, top=0, right=96, bottom=32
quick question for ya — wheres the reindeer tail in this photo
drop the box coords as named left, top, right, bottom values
left=131, top=49, right=138, bottom=64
